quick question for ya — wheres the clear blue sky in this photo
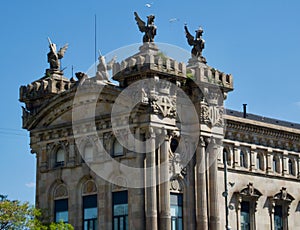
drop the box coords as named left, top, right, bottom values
left=1, top=0, right=300, bottom=204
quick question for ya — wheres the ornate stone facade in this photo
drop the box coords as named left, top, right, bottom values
left=20, top=19, right=300, bottom=230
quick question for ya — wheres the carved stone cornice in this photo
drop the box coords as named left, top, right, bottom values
left=225, top=119, right=300, bottom=151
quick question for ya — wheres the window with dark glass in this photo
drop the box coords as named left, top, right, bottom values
left=240, top=201, right=250, bottom=230
left=113, top=139, right=123, bottom=157
left=83, top=195, right=98, bottom=230
left=170, top=138, right=179, bottom=153
left=54, top=199, right=68, bottom=223
left=274, top=205, right=283, bottom=230
left=55, top=148, right=65, bottom=167
left=170, top=193, right=183, bottom=230
left=240, top=151, right=246, bottom=168
left=288, top=159, right=294, bottom=175
left=113, top=191, right=128, bottom=230
left=273, top=157, right=280, bottom=173
left=256, top=155, right=261, bottom=170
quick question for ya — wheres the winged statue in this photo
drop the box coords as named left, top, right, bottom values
left=184, top=25, right=206, bottom=63
left=47, top=37, right=68, bottom=70
left=134, top=12, right=157, bottom=43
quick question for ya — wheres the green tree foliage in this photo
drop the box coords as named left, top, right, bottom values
left=0, top=195, right=73, bottom=230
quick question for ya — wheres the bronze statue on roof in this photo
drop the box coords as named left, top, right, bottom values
left=47, top=37, right=68, bottom=70
left=184, top=25, right=206, bottom=63
left=134, top=12, right=157, bottom=43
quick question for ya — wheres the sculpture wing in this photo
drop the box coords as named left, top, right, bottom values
left=134, top=12, right=146, bottom=32
left=58, top=43, right=69, bottom=59
left=184, top=25, right=195, bottom=46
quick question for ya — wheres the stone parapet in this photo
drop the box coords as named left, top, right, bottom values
left=112, top=43, right=186, bottom=87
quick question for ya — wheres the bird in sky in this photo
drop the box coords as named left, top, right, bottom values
left=145, top=2, right=153, bottom=8
left=169, top=18, right=179, bottom=23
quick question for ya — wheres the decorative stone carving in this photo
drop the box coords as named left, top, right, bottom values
left=235, top=183, right=262, bottom=212
left=54, top=184, right=68, bottom=199
left=200, top=101, right=223, bottom=127
left=82, top=180, right=97, bottom=195
left=170, top=178, right=183, bottom=192
left=273, top=187, right=294, bottom=202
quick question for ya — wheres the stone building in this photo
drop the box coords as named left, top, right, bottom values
left=20, top=15, right=300, bottom=230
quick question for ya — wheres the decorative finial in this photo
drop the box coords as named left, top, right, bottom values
left=134, top=12, right=157, bottom=43
left=47, top=37, right=68, bottom=72
left=184, top=24, right=206, bottom=63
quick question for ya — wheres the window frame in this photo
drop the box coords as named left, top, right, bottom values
left=235, top=183, right=262, bottom=230
left=170, top=193, right=183, bottom=230
left=269, top=188, right=294, bottom=230
left=55, top=147, right=65, bottom=167
left=112, top=191, right=128, bottom=230
left=112, top=139, right=124, bottom=157
left=83, top=194, right=98, bottom=230
left=54, top=198, right=69, bottom=223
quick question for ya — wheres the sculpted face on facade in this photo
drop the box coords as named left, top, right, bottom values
left=19, top=12, right=300, bottom=230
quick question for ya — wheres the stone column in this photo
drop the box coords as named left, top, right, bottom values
left=233, top=144, right=240, bottom=168
left=208, top=138, right=220, bottom=230
left=266, top=149, right=273, bottom=174
left=159, top=131, right=171, bottom=230
left=196, top=137, right=208, bottom=230
left=130, top=128, right=145, bottom=229
left=146, top=127, right=158, bottom=230
left=282, top=151, right=288, bottom=176
left=250, top=146, right=256, bottom=171
left=186, top=154, right=196, bottom=229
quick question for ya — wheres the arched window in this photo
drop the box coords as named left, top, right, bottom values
left=53, top=184, right=69, bottom=223
left=84, top=144, right=93, bottom=163
left=170, top=138, right=179, bottom=153
left=273, top=156, right=280, bottom=173
left=288, top=159, right=294, bottom=176
left=240, top=150, right=247, bottom=168
left=55, top=148, right=65, bottom=167
left=256, top=153, right=263, bottom=171
left=113, top=139, right=123, bottom=157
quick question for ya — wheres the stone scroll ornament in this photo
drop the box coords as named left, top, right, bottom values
left=134, top=12, right=157, bottom=43
left=184, top=24, right=206, bottom=63
left=47, top=37, right=68, bottom=70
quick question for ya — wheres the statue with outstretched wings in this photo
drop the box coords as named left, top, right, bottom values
left=184, top=25, right=206, bottom=63
left=134, top=12, right=157, bottom=43
left=47, top=37, right=68, bottom=70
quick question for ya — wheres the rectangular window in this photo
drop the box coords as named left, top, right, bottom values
left=54, top=199, right=68, bottom=223
left=170, top=193, right=183, bottom=230
left=241, top=201, right=250, bottom=230
left=274, top=205, right=283, bottom=230
left=83, top=195, right=98, bottom=230
left=113, top=191, right=128, bottom=230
